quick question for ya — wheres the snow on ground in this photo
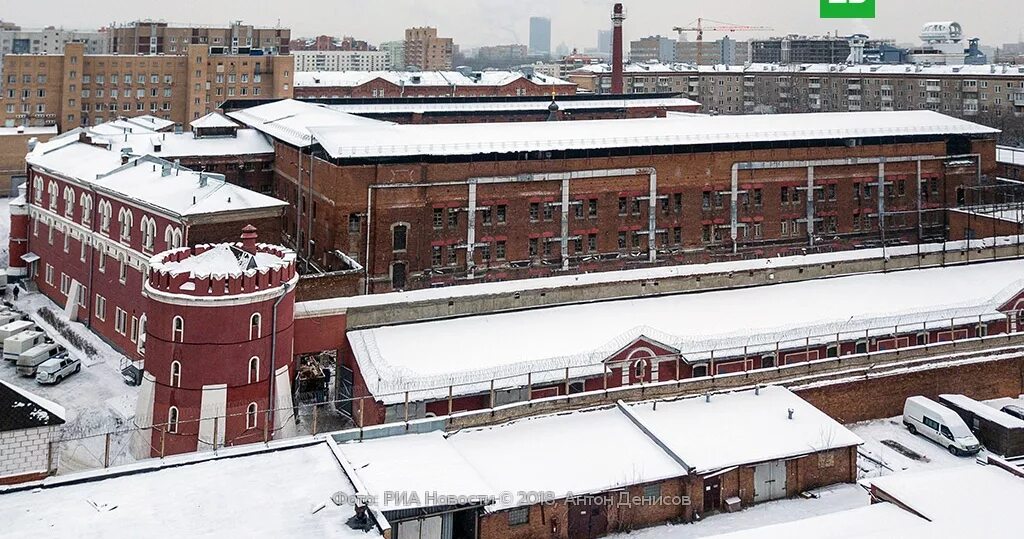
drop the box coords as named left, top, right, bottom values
left=1, top=290, right=139, bottom=472
left=610, top=413, right=980, bottom=538
left=609, top=484, right=868, bottom=539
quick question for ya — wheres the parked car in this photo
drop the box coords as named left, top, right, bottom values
left=16, top=343, right=66, bottom=376
left=1001, top=404, right=1024, bottom=422
left=35, top=356, right=81, bottom=385
left=903, top=396, right=982, bottom=456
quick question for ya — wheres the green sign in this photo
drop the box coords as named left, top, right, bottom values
left=820, top=0, right=876, bottom=18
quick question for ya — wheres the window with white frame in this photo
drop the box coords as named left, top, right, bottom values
left=98, top=200, right=112, bottom=234
left=118, top=208, right=133, bottom=242
left=170, top=361, right=181, bottom=387
left=172, top=316, right=184, bottom=342
left=141, top=216, right=156, bottom=252
left=60, top=273, right=71, bottom=295
left=80, top=194, right=93, bottom=226
left=63, top=186, right=74, bottom=217
left=98, top=248, right=106, bottom=273
left=95, top=295, right=106, bottom=321
left=63, top=229, right=70, bottom=253
left=246, top=403, right=258, bottom=429
left=45, top=264, right=54, bottom=285
left=115, top=307, right=128, bottom=335
left=248, top=356, right=259, bottom=384
left=48, top=181, right=58, bottom=211
left=33, top=176, right=43, bottom=204
left=249, top=313, right=261, bottom=340
left=80, top=237, right=88, bottom=262
left=167, top=406, right=179, bottom=433
left=119, top=255, right=128, bottom=284
left=130, top=316, right=139, bottom=343
left=47, top=219, right=54, bottom=245
left=164, top=225, right=182, bottom=249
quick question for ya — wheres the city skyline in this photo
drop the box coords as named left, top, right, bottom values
left=3, top=0, right=1024, bottom=52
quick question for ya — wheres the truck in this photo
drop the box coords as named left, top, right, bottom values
left=903, top=396, right=983, bottom=456
left=16, top=343, right=66, bottom=376
left=4, top=330, right=47, bottom=362
left=0, top=319, right=35, bottom=342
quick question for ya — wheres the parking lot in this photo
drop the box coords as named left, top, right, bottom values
left=1, top=289, right=139, bottom=472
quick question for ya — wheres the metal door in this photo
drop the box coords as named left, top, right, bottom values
left=753, top=460, right=787, bottom=503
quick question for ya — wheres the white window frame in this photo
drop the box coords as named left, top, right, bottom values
left=172, top=316, right=184, bottom=343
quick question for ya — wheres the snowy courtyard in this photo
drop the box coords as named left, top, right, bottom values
left=1, top=198, right=139, bottom=473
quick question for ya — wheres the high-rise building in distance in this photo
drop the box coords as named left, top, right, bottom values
left=529, top=17, right=551, bottom=56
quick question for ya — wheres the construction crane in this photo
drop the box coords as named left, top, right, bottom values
left=673, top=18, right=774, bottom=64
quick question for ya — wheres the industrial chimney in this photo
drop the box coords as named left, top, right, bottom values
left=611, top=3, right=626, bottom=94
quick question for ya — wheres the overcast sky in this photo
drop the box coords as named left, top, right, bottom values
left=4, top=1, right=1023, bottom=50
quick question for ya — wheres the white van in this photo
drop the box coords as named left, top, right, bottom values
left=16, top=343, right=66, bottom=376
left=0, top=310, right=24, bottom=327
left=35, top=356, right=80, bottom=385
left=0, top=320, right=35, bottom=342
left=3, top=330, right=47, bottom=362
left=903, top=396, right=982, bottom=456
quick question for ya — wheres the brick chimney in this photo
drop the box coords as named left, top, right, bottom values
left=240, top=225, right=258, bottom=254
left=611, top=3, right=626, bottom=94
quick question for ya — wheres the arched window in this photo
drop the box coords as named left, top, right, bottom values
left=248, top=356, right=260, bottom=384
left=169, top=360, right=181, bottom=387
left=63, top=186, right=74, bottom=217
left=47, top=181, right=58, bottom=211
left=172, top=316, right=184, bottom=343
left=249, top=313, right=261, bottom=340
left=246, top=403, right=258, bottom=430
left=140, top=217, right=156, bottom=251
left=392, top=223, right=408, bottom=251
left=98, top=200, right=112, bottom=234
left=632, top=359, right=648, bottom=379
left=118, top=208, right=133, bottom=242
left=167, top=406, right=179, bottom=433
left=164, top=225, right=183, bottom=249
left=80, top=194, right=93, bottom=226
left=137, top=314, right=147, bottom=355
left=33, top=176, right=43, bottom=203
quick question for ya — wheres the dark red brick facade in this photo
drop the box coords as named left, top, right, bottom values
left=293, top=76, right=577, bottom=100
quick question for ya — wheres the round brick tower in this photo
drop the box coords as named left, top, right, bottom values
left=134, top=226, right=298, bottom=457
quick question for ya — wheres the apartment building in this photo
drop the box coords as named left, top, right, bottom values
left=109, top=20, right=290, bottom=55
left=404, top=27, right=454, bottom=71
left=293, top=50, right=391, bottom=72
left=0, top=42, right=293, bottom=129
left=0, top=26, right=110, bottom=81
left=570, top=63, right=1024, bottom=117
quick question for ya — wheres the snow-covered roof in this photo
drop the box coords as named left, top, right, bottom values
left=227, top=98, right=385, bottom=147
left=572, top=62, right=1024, bottom=78
left=324, top=96, right=701, bottom=114
left=704, top=503, right=926, bottom=539
left=153, top=244, right=293, bottom=279
left=997, top=145, right=1024, bottom=166
left=336, top=432, right=495, bottom=512
left=309, top=110, right=997, bottom=160
left=336, top=387, right=857, bottom=513
left=0, top=380, right=66, bottom=432
left=0, top=442, right=381, bottom=538
left=939, top=394, right=1024, bottom=429
left=866, top=464, right=1024, bottom=535
left=93, top=156, right=285, bottom=217
left=26, top=132, right=125, bottom=180
left=90, top=128, right=274, bottom=158
left=293, top=70, right=572, bottom=88
left=190, top=112, right=239, bottom=129
left=347, top=259, right=1024, bottom=403
left=0, top=126, right=57, bottom=136
left=123, top=114, right=176, bottom=131
left=625, top=386, right=862, bottom=473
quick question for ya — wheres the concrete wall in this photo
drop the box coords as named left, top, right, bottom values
left=0, top=426, right=54, bottom=483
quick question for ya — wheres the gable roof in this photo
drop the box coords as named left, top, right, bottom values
left=190, top=112, right=239, bottom=129
left=0, top=380, right=66, bottom=432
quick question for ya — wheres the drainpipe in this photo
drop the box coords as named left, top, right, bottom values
left=307, top=151, right=315, bottom=272
left=266, top=281, right=293, bottom=439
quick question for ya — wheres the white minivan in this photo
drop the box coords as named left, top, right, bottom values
left=903, top=396, right=982, bottom=456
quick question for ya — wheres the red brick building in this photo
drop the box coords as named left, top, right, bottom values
left=228, top=100, right=999, bottom=295
left=292, top=70, right=576, bottom=99
left=135, top=227, right=298, bottom=456
left=11, top=134, right=285, bottom=363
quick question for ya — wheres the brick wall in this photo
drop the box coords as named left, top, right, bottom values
left=0, top=131, right=54, bottom=195
left=0, top=426, right=54, bottom=481
left=796, top=354, right=1024, bottom=424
